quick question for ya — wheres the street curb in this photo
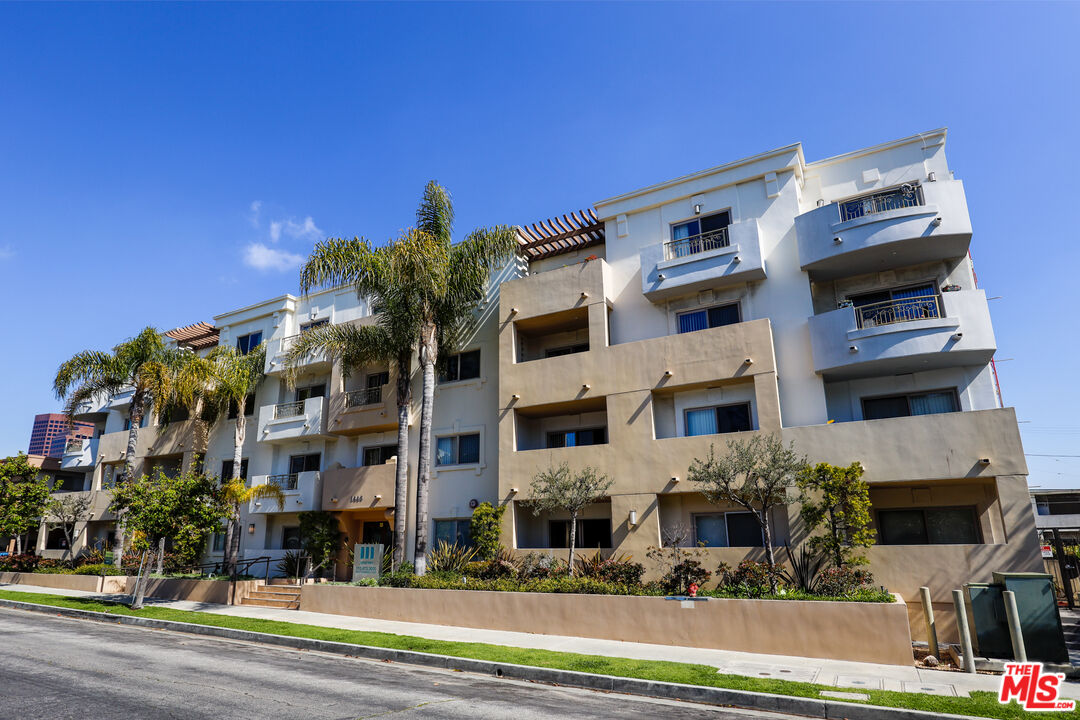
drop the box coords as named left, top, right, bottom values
left=0, top=598, right=991, bottom=720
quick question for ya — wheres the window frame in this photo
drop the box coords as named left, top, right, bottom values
left=683, top=402, right=753, bottom=437
left=546, top=427, right=607, bottom=449
left=363, top=444, right=398, bottom=467
left=220, top=458, right=249, bottom=481
left=860, top=388, right=961, bottom=421
left=669, top=209, right=732, bottom=242
left=676, top=302, right=742, bottom=334
left=433, top=518, right=474, bottom=548
left=439, top=349, right=482, bottom=384
left=876, top=505, right=983, bottom=546
left=435, top=432, right=482, bottom=467
left=236, top=331, right=263, bottom=355
left=548, top=518, right=612, bottom=549
left=692, top=511, right=764, bottom=548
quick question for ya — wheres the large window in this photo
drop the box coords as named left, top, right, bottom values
left=51, top=472, right=85, bottom=493
left=436, top=433, right=480, bottom=466
left=545, top=343, right=589, bottom=358
left=694, top=512, right=763, bottom=547
left=685, top=403, right=752, bottom=436
left=668, top=210, right=732, bottom=258
left=211, top=531, right=226, bottom=553
left=549, top=518, right=612, bottom=549
left=848, top=283, right=939, bottom=329
left=282, top=526, right=303, bottom=550
left=877, top=507, right=981, bottom=545
left=236, top=332, right=263, bottom=355
left=862, top=390, right=959, bottom=421
left=434, top=519, right=474, bottom=548
left=300, top=319, right=329, bottom=333
left=288, top=453, right=321, bottom=474
left=677, top=303, right=741, bottom=334
left=440, top=350, right=481, bottom=383
left=295, top=384, right=326, bottom=401
left=546, top=427, right=606, bottom=448
left=221, top=458, right=248, bottom=481
left=227, top=394, right=256, bottom=419
left=363, top=445, right=398, bottom=467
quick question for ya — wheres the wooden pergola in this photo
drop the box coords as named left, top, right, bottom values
left=165, top=321, right=219, bottom=351
left=516, top=209, right=604, bottom=261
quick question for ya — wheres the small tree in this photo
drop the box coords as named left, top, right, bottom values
left=111, top=468, right=228, bottom=608
left=47, top=493, right=92, bottom=561
left=797, top=461, right=874, bottom=568
left=298, top=511, right=342, bottom=579
left=0, top=454, right=51, bottom=554
left=469, top=502, right=505, bottom=561
left=645, top=523, right=711, bottom=595
left=688, top=434, right=808, bottom=593
left=529, top=463, right=613, bottom=575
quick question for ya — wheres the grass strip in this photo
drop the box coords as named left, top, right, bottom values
left=0, top=589, right=1062, bottom=719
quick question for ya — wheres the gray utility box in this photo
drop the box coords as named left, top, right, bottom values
left=992, top=572, right=1068, bottom=663
left=964, top=583, right=1011, bottom=658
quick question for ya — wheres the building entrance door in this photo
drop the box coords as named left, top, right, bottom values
left=362, top=520, right=393, bottom=548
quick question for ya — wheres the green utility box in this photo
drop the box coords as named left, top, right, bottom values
left=992, top=572, right=1069, bottom=663
left=964, top=583, right=1011, bottom=658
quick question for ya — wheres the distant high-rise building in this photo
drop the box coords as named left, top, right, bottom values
left=27, top=413, right=94, bottom=458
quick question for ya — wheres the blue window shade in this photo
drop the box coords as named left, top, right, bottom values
left=678, top=310, right=708, bottom=334
left=436, top=437, right=454, bottom=465
left=910, top=391, right=957, bottom=416
left=686, top=408, right=718, bottom=436
left=458, top=434, right=480, bottom=464
left=695, top=515, right=727, bottom=547
left=672, top=220, right=698, bottom=241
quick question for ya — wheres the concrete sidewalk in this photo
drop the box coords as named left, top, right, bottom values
left=3, top=581, right=1073, bottom=701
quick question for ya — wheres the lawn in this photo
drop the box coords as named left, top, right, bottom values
left=0, top=589, right=1066, bottom=719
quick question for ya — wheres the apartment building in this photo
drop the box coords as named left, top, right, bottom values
left=30, top=128, right=1040, bottom=610
left=27, top=413, right=93, bottom=459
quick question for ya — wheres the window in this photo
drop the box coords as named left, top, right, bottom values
left=363, top=445, right=398, bottom=466
left=367, top=371, right=390, bottom=389
left=51, top=472, right=84, bottom=492
left=161, top=404, right=189, bottom=424
left=221, top=458, right=248, bottom=481
left=282, top=526, right=303, bottom=550
left=545, top=343, right=589, bottom=358
left=288, top=453, right=321, bottom=474
left=295, top=384, right=326, bottom=401
left=236, top=332, right=263, bottom=355
left=440, top=350, right=481, bottom=383
left=546, top=427, right=607, bottom=448
left=669, top=210, right=732, bottom=257
left=434, top=519, right=473, bottom=548
left=211, top=532, right=226, bottom=553
left=848, top=283, right=939, bottom=328
left=677, top=303, right=741, bottom=334
left=436, top=433, right=480, bottom=466
left=877, top=507, right=981, bottom=545
left=227, top=394, right=256, bottom=419
left=549, top=518, right=612, bottom=549
left=685, top=403, right=752, bottom=436
left=862, top=390, right=959, bottom=421
left=300, top=319, right=329, bottom=333
left=45, top=526, right=72, bottom=550
left=694, top=512, right=763, bottom=547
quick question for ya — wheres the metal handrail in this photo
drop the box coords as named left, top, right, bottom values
left=266, top=473, right=299, bottom=491
left=345, top=387, right=382, bottom=408
left=854, top=294, right=941, bottom=329
left=274, top=400, right=305, bottom=418
left=664, top=227, right=730, bottom=260
left=838, top=184, right=924, bottom=222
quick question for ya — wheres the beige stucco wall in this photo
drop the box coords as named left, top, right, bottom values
left=300, top=584, right=913, bottom=666
left=125, top=577, right=261, bottom=605
left=0, top=572, right=106, bottom=593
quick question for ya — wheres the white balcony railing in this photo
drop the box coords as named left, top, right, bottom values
left=663, top=227, right=730, bottom=260
left=854, top=295, right=941, bottom=330
left=345, top=387, right=382, bottom=408
left=266, top=473, right=299, bottom=491
left=837, top=184, right=924, bottom=222
left=274, top=400, right=305, bottom=419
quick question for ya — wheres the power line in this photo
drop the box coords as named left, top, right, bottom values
left=1025, top=453, right=1080, bottom=458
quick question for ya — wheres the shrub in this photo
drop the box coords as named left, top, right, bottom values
left=468, top=502, right=505, bottom=561
left=276, top=550, right=307, bottom=578
left=658, top=558, right=711, bottom=595
left=815, top=565, right=874, bottom=597
left=0, top=554, right=41, bottom=573
left=716, top=560, right=780, bottom=598
left=516, top=552, right=566, bottom=580
left=468, top=547, right=518, bottom=580
left=427, top=541, right=477, bottom=574
left=575, top=551, right=645, bottom=586
left=72, top=563, right=125, bottom=576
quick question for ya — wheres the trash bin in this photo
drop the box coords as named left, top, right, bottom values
left=964, top=582, right=1011, bottom=658
left=992, top=572, right=1068, bottom=663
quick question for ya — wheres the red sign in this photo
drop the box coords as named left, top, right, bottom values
left=1042, top=545, right=1054, bottom=559
left=999, top=663, right=1075, bottom=711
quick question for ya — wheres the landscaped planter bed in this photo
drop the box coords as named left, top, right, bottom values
left=0, top=571, right=126, bottom=594
left=300, top=584, right=913, bottom=666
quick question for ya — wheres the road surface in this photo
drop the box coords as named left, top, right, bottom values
left=0, top=608, right=804, bottom=719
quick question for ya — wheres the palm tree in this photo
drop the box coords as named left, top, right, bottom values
left=285, top=297, right=414, bottom=569
left=203, top=343, right=273, bottom=575
left=54, top=327, right=178, bottom=568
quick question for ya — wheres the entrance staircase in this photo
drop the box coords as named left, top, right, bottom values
left=241, top=583, right=301, bottom=610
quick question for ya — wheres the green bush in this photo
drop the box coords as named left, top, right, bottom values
left=72, top=563, right=125, bottom=576
left=468, top=502, right=505, bottom=561
left=657, top=558, right=711, bottom=595
left=814, top=565, right=874, bottom=597
left=716, top=560, right=779, bottom=598
left=516, top=552, right=566, bottom=579
left=576, top=551, right=645, bottom=585
left=427, top=541, right=476, bottom=574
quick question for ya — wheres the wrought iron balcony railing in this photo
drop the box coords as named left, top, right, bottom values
left=854, top=294, right=941, bottom=329
left=663, top=227, right=730, bottom=261
left=273, top=400, right=305, bottom=419
left=345, top=387, right=382, bottom=408
left=838, top=184, right=924, bottom=222
left=266, top=473, right=299, bottom=491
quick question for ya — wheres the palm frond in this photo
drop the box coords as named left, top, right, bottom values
left=416, top=181, right=454, bottom=243
left=282, top=323, right=396, bottom=387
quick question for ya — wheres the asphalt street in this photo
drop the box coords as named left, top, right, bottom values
left=0, top=608, right=807, bottom=719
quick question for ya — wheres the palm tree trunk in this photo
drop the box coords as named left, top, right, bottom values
left=225, top=414, right=245, bottom=575
left=113, top=389, right=145, bottom=569
left=392, top=352, right=411, bottom=572
left=413, top=321, right=437, bottom=575
left=568, top=512, right=578, bottom=576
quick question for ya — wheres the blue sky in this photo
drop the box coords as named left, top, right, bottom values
left=0, top=2, right=1077, bottom=487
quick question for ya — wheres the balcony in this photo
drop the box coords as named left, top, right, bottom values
left=795, top=179, right=972, bottom=280
left=248, top=470, right=322, bottom=514
left=321, top=464, right=397, bottom=511
left=640, top=219, right=766, bottom=302
left=264, top=333, right=330, bottom=376
left=257, top=396, right=329, bottom=443
left=499, top=257, right=610, bottom=322
left=328, top=383, right=398, bottom=436
left=61, top=438, right=99, bottom=470
left=808, top=289, right=996, bottom=379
